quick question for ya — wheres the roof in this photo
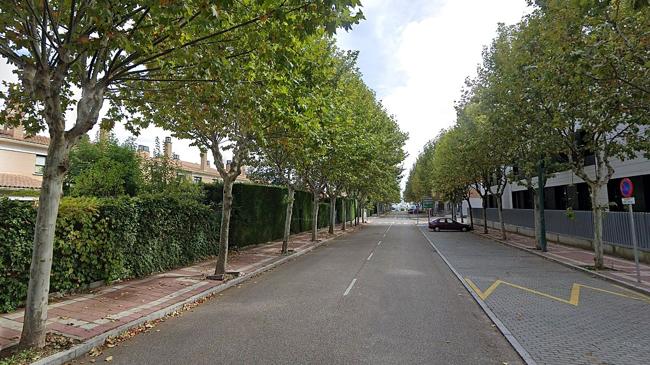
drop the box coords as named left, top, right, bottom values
left=178, top=160, right=249, bottom=181
left=0, top=129, right=50, bottom=146
left=179, top=160, right=219, bottom=175
left=0, top=173, right=42, bottom=189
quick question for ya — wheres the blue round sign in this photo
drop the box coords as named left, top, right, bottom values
left=620, top=178, right=634, bottom=198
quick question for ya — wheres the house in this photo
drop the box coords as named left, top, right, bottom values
left=0, top=125, right=49, bottom=192
left=138, top=137, right=249, bottom=184
left=0, top=126, right=248, bottom=198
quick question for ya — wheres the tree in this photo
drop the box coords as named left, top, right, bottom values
left=66, top=134, right=142, bottom=197
left=0, top=0, right=362, bottom=348
left=523, top=0, right=649, bottom=268
left=250, top=34, right=339, bottom=253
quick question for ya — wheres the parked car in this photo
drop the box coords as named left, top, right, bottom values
left=428, top=218, right=471, bottom=232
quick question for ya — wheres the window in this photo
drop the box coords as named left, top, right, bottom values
left=34, top=155, right=46, bottom=175
left=193, top=176, right=202, bottom=184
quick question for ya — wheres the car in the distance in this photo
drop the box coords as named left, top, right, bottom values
left=428, top=218, right=472, bottom=232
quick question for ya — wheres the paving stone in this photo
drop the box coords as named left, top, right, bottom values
left=428, top=230, right=650, bottom=365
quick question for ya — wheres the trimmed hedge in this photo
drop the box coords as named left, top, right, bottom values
left=0, top=196, right=218, bottom=312
left=203, top=183, right=357, bottom=247
left=1, top=182, right=357, bottom=312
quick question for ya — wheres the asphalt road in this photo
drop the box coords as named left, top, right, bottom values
left=76, top=214, right=521, bottom=365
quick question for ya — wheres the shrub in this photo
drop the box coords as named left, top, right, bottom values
left=0, top=195, right=218, bottom=312
left=204, top=183, right=354, bottom=248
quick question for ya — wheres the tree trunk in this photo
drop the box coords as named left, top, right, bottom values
left=311, top=191, right=320, bottom=242
left=329, top=196, right=336, bottom=234
left=282, top=186, right=295, bottom=254
left=466, top=198, right=474, bottom=229
left=590, top=186, right=605, bottom=269
left=214, top=177, right=235, bottom=275
left=342, top=199, right=346, bottom=231
left=496, top=194, right=506, bottom=240
left=19, top=137, right=67, bottom=349
left=482, top=196, right=488, bottom=234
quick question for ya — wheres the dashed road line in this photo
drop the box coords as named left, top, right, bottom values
left=377, top=240, right=382, bottom=246
left=367, top=252, right=374, bottom=261
left=343, top=278, right=357, bottom=296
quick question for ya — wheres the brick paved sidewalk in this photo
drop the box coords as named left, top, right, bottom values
left=0, top=226, right=359, bottom=352
left=478, top=227, right=650, bottom=293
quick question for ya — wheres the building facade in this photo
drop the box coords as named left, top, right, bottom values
left=0, top=125, right=49, bottom=191
left=140, top=137, right=249, bottom=184
left=0, top=126, right=248, bottom=196
left=462, top=155, right=650, bottom=214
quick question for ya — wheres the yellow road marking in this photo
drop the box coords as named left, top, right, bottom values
left=465, top=278, right=650, bottom=306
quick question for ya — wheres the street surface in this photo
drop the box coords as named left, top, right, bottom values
left=77, top=213, right=520, bottom=365
left=421, top=224, right=650, bottom=365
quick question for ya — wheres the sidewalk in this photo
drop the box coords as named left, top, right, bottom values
left=0, top=226, right=360, bottom=355
left=478, top=227, right=650, bottom=294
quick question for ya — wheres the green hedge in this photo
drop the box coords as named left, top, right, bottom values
left=0, top=196, right=218, bottom=312
left=203, top=183, right=358, bottom=247
left=1, top=182, right=357, bottom=312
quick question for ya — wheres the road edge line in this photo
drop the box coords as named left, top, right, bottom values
left=417, top=227, right=537, bottom=365
left=473, top=232, right=650, bottom=297
left=32, top=230, right=351, bottom=365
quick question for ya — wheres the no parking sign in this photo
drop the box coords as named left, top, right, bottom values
left=620, top=178, right=635, bottom=205
left=620, top=177, right=641, bottom=283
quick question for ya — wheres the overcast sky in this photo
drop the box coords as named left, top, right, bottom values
left=0, top=0, right=530, bottom=188
left=337, top=0, right=531, bottom=190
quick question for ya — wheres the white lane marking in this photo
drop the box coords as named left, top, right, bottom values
left=377, top=241, right=382, bottom=246
left=343, top=278, right=358, bottom=296
left=367, top=252, right=374, bottom=261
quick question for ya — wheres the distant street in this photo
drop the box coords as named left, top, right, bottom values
left=77, top=213, right=520, bottom=365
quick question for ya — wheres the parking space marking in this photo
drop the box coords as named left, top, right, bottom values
left=465, top=278, right=650, bottom=307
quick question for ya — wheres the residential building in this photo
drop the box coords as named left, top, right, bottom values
left=490, top=155, right=650, bottom=213
left=0, top=125, right=49, bottom=191
left=0, top=126, right=248, bottom=196
left=139, top=137, right=249, bottom=184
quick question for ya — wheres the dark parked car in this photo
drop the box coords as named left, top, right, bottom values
left=428, top=218, right=471, bottom=232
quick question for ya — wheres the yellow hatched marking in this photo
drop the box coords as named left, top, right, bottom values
left=464, top=278, right=650, bottom=307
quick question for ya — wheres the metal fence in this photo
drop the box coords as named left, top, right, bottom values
left=471, top=208, right=650, bottom=252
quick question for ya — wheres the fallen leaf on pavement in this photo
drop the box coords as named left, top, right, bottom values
left=105, top=355, right=113, bottom=362
left=89, top=347, right=102, bottom=357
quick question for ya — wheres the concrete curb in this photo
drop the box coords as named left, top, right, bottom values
left=32, top=229, right=354, bottom=365
left=417, top=227, right=537, bottom=365
left=475, top=232, right=650, bottom=297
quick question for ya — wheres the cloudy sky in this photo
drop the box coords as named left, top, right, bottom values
left=337, top=0, right=530, bottom=188
left=0, top=0, right=530, bottom=188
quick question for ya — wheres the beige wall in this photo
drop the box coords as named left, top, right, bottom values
left=0, top=149, right=43, bottom=181
left=0, top=139, right=47, bottom=181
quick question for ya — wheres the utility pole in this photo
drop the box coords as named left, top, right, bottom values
left=538, top=160, right=547, bottom=252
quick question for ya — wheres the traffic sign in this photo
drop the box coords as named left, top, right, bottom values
left=620, top=178, right=634, bottom=198
left=422, top=197, right=434, bottom=209
left=622, top=197, right=635, bottom=205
